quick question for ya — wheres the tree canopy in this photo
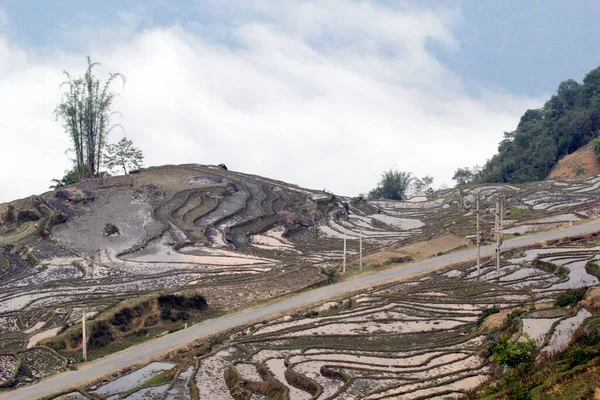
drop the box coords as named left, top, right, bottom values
left=55, top=56, right=125, bottom=180
left=368, top=169, right=434, bottom=200
left=104, top=137, right=144, bottom=175
left=474, top=66, right=600, bottom=184
left=368, top=169, right=414, bottom=200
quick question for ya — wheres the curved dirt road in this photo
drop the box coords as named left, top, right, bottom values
left=4, top=218, right=600, bottom=400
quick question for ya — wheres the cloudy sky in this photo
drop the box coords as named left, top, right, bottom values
left=1, top=0, right=600, bottom=202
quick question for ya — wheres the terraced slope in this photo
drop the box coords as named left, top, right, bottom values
left=61, top=235, right=600, bottom=400
left=1, top=165, right=600, bottom=391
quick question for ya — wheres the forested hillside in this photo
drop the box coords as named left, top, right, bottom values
left=477, top=66, right=600, bottom=183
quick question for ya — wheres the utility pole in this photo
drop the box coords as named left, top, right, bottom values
left=343, top=231, right=347, bottom=273
left=359, top=230, right=363, bottom=272
left=476, top=197, right=481, bottom=279
left=82, top=309, right=87, bottom=362
left=495, top=196, right=501, bottom=278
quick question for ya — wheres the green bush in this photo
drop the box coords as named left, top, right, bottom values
left=565, top=345, right=592, bottom=369
left=585, top=261, right=600, bottom=279
left=594, top=138, right=600, bottom=158
left=158, top=294, right=188, bottom=310
left=320, top=267, right=337, bottom=284
left=88, top=321, right=115, bottom=349
left=493, top=335, right=537, bottom=367
left=555, top=287, right=587, bottom=307
left=3, top=205, right=15, bottom=224
left=17, top=210, right=40, bottom=222
left=111, top=307, right=135, bottom=327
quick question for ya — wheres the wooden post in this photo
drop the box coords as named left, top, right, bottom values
left=343, top=232, right=347, bottom=273
left=476, top=197, right=481, bottom=279
left=359, top=230, right=363, bottom=272
left=495, top=196, right=500, bottom=278
left=82, top=309, right=87, bottom=362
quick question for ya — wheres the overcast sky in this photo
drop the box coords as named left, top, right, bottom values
left=1, top=0, right=600, bottom=202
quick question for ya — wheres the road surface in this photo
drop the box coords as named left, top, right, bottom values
left=4, top=218, right=600, bottom=400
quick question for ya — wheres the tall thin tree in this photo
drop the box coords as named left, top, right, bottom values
left=55, top=56, right=125, bottom=179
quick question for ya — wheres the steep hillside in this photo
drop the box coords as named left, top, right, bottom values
left=3, top=165, right=600, bottom=389
left=477, top=65, right=600, bottom=184
left=549, top=139, right=600, bottom=179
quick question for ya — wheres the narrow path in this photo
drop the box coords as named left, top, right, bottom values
left=4, top=218, right=600, bottom=400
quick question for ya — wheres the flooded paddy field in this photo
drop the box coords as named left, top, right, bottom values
left=53, top=234, right=600, bottom=399
left=1, top=166, right=600, bottom=394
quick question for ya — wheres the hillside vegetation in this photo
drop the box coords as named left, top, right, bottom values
left=477, top=66, right=600, bottom=184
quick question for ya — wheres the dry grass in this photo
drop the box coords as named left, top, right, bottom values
left=362, top=234, right=470, bottom=268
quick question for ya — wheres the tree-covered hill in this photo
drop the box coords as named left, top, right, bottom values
left=476, top=66, right=600, bottom=184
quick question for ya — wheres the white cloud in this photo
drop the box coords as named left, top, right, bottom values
left=0, top=1, right=543, bottom=202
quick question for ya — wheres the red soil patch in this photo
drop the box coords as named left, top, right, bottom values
left=549, top=140, right=600, bottom=179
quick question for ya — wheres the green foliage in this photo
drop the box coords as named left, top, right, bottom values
left=593, top=138, right=600, bottom=158
left=479, top=66, right=600, bottom=183
left=574, top=166, right=587, bottom=176
left=17, top=210, right=40, bottom=222
left=88, top=321, right=115, bottom=349
left=492, top=335, right=537, bottom=367
left=565, top=345, right=592, bottom=369
left=320, top=267, right=337, bottom=284
left=36, top=213, right=67, bottom=236
left=49, top=166, right=87, bottom=189
left=104, top=136, right=144, bottom=175
left=412, top=175, right=434, bottom=196
left=585, top=260, right=600, bottom=280
left=452, top=166, right=481, bottom=186
left=555, top=287, right=587, bottom=307
left=3, top=205, right=15, bottom=224
left=111, top=307, right=135, bottom=327
left=157, top=294, right=207, bottom=310
left=477, top=306, right=501, bottom=326
left=55, top=56, right=125, bottom=180
left=368, top=169, right=413, bottom=200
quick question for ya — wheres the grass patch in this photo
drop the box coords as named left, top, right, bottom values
left=0, top=256, right=8, bottom=271
left=585, top=261, right=600, bottom=279
left=509, top=207, right=528, bottom=217
left=555, top=288, right=587, bottom=307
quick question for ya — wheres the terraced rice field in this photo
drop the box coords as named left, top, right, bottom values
left=60, top=238, right=599, bottom=400
left=1, top=165, right=600, bottom=392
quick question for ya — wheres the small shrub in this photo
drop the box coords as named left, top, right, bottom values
left=187, top=294, right=208, bottom=311
left=111, top=307, right=135, bottom=327
left=594, top=138, right=600, bottom=158
left=160, top=309, right=173, bottom=321
left=158, top=294, right=188, bottom=310
left=575, top=166, right=587, bottom=176
left=3, top=205, right=15, bottom=224
left=88, top=321, right=115, bottom=349
left=144, top=315, right=158, bottom=327
left=555, top=287, right=587, bottom=307
left=301, top=310, right=318, bottom=319
left=320, top=267, right=337, bottom=284
left=17, top=210, right=40, bottom=222
left=492, top=335, right=537, bottom=367
left=565, top=345, right=592, bottom=369
left=175, top=310, right=190, bottom=321
left=585, top=261, right=600, bottom=279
